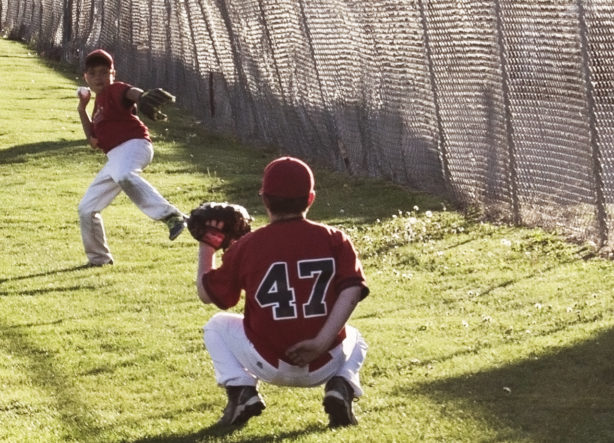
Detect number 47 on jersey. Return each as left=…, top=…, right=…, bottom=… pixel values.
left=255, top=258, right=335, bottom=320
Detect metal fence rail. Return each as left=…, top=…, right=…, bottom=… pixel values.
left=2, top=0, right=613, bottom=248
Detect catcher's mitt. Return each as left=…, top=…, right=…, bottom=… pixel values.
left=138, top=88, right=176, bottom=121
left=187, top=202, right=253, bottom=250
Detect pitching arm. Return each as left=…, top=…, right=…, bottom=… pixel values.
left=76, top=93, right=98, bottom=149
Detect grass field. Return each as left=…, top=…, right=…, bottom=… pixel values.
left=2, top=36, right=614, bottom=442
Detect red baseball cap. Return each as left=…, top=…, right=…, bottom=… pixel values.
left=260, top=156, right=315, bottom=199
left=85, top=49, right=114, bottom=69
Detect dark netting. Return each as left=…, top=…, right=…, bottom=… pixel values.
left=585, top=2, right=614, bottom=245
left=1, top=0, right=613, bottom=248
left=423, top=0, right=514, bottom=217
left=499, top=1, right=598, bottom=242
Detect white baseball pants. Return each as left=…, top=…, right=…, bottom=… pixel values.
left=78, top=138, right=180, bottom=265
left=203, top=312, right=368, bottom=396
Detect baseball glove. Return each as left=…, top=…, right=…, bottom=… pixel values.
left=138, top=88, right=176, bottom=121
left=187, top=202, right=253, bottom=250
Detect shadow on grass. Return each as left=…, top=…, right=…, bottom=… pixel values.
left=0, top=284, right=98, bottom=297
left=0, top=264, right=94, bottom=285
left=0, top=139, right=84, bottom=164
left=412, top=328, right=614, bottom=442
left=130, top=422, right=325, bottom=443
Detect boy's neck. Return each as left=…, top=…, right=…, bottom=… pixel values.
left=269, top=212, right=306, bottom=223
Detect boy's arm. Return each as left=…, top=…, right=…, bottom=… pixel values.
left=195, top=219, right=226, bottom=305
left=77, top=95, right=98, bottom=148
left=196, top=241, right=217, bottom=305
left=285, top=285, right=362, bottom=367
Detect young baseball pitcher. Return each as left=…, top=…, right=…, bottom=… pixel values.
left=77, top=49, right=186, bottom=266
left=195, top=156, right=369, bottom=428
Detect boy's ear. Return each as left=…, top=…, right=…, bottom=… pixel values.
left=308, top=191, right=315, bottom=206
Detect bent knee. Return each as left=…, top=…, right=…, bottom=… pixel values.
left=203, top=312, right=242, bottom=335
left=203, top=312, right=229, bottom=332
left=115, top=171, right=138, bottom=188
left=78, top=200, right=93, bottom=218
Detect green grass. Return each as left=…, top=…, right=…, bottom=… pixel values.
left=1, top=36, right=614, bottom=442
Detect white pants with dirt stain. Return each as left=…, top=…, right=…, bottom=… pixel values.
left=203, top=312, right=368, bottom=397
left=78, top=138, right=179, bottom=265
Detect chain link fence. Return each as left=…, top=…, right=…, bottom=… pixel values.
left=2, top=0, right=614, bottom=249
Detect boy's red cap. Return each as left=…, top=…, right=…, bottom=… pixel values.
left=85, top=49, right=114, bottom=69
left=261, top=156, right=315, bottom=198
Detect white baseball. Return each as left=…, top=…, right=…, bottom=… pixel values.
left=76, top=86, right=91, bottom=99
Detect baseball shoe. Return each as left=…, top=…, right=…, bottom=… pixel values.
left=323, top=376, right=358, bottom=427
left=216, top=385, right=265, bottom=427
left=164, top=213, right=187, bottom=241
left=85, top=259, right=113, bottom=267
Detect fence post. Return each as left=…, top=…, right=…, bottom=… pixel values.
left=195, top=0, right=233, bottom=121
left=62, top=0, right=73, bottom=49
left=577, top=0, right=608, bottom=248
left=216, top=0, right=260, bottom=136
left=417, top=0, right=453, bottom=200
left=296, top=0, right=339, bottom=162
left=493, top=0, right=520, bottom=225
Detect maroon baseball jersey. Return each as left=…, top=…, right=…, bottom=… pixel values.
left=203, top=217, right=369, bottom=369
left=91, top=81, right=150, bottom=153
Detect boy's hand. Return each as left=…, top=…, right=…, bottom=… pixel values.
left=286, top=338, right=327, bottom=367
left=77, top=91, right=91, bottom=115
left=88, top=136, right=99, bottom=150
left=76, top=86, right=91, bottom=108
left=77, top=86, right=91, bottom=99
left=187, top=202, right=252, bottom=250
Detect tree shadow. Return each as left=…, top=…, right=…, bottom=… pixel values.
left=412, top=328, right=614, bottom=442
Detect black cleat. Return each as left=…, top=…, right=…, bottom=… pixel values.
left=323, top=376, right=358, bottom=427
left=164, top=214, right=187, bottom=241
left=216, top=385, right=265, bottom=426
left=84, top=259, right=113, bottom=267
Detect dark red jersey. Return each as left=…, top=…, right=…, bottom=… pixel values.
left=91, top=82, right=150, bottom=153
left=203, top=217, right=369, bottom=368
